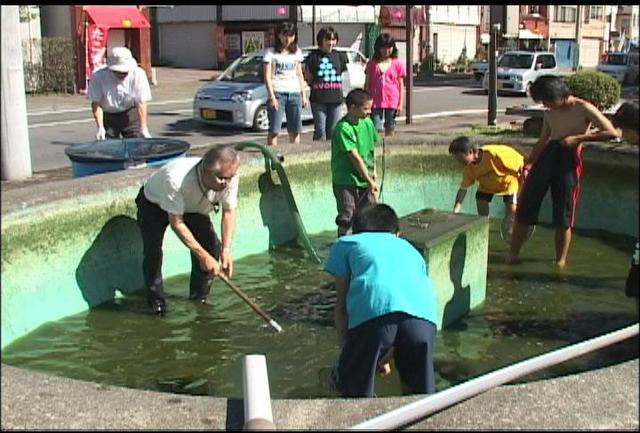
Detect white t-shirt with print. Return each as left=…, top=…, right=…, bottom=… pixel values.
left=143, top=157, right=239, bottom=215
left=263, top=47, right=304, bottom=94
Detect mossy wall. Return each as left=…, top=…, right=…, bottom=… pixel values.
left=2, top=148, right=637, bottom=348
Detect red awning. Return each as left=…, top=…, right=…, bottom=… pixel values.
left=84, top=6, right=150, bottom=29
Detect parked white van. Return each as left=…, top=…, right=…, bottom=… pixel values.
left=596, top=51, right=639, bottom=84
left=482, top=51, right=560, bottom=96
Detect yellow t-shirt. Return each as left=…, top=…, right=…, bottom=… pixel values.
left=460, top=144, right=524, bottom=195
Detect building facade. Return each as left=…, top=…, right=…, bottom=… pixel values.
left=427, top=5, right=481, bottom=65
left=154, top=6, right=217, bottom=69
left=548, top=5, right=610, bottom=68
left=612, top=5, right=639, bottom=51
left=152, top=5, right=378, bottom=69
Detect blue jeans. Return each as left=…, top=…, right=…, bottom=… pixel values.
left=311, top=102, right=343, bottom=141
left=371, top=108, right=398, bottom=131
left=267, top=91, right=302, bottom=135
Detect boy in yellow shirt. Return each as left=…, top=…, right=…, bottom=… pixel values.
left=449, top=136, right=524, bottom=235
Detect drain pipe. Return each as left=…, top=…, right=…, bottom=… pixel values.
left=242, top=354, right=276, bottom=430
left=350, top=323, right=639, bottom=430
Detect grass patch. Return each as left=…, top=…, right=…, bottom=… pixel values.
left=444, top=123, right=526, bottom=138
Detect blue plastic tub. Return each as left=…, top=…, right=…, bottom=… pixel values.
left=64, top=138, right=191, bottom=178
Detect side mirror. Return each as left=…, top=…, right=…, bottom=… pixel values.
left=535, top=63, right=542, bottom=70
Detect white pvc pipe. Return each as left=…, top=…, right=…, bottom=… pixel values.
left=242, top=354, right=276, bottom=430
left=351, top=323, right=639, bottom=430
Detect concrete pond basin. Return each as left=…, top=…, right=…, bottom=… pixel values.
left=1, top=140, right=638, bottom=429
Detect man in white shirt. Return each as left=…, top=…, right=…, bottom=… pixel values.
left=135, top=144, right=240, bottom=315
left=88, top=46, right=152, bottom=140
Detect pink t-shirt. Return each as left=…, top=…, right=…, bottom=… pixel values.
left=365, top=58, right=406, bottom=109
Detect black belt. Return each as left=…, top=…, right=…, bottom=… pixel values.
left=105, top=106, right=135, bottom=115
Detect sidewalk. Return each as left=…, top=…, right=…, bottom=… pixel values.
left=26, top=66, right=223, bottom=113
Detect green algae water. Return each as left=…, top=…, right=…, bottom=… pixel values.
left=2, top=153, right=638, bottom=398
left=2, top=223, right=637, bottom=399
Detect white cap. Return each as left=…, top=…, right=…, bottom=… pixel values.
left=107, top=46, right=137, bottom=73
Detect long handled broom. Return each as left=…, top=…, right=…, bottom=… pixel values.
left=218, top=274, right=283, bottom=333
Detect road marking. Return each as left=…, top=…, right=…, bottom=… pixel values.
left=28, top=86, right=470, bottom=116
left=29, top=108, right=507, bottom=129
left=29, top=108, right=195, bottom=128
left=412, top=87, right=458, bottom=93
left=27, top=99, right=192, bottom=116
left=396, top=108, right=506, bottom=122
left=29, top=118, right=94, bottom=128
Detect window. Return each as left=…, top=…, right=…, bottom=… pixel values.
left=554, top=6, right=576, bottom=23
left=498, top=53, right=534, bottom=69
left=219, top=55, right=264, bottom=83
left=528, top=5, right=540, bottom=15
left=583, top=6, right=590, bottom=23
left=350, top=51, right=367, bottom=65
left=539, top=55, right=556, bottom=69
left=590, top=6, right=603, bottom=20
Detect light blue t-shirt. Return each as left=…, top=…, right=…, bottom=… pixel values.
left=324, top=232, right=438, bottom=330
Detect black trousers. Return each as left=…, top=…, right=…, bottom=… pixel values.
left=105, top=106, right=142, bottom=138
left=334, top=312, right=437, bottom=397
left=516, top=140, right=583, bottom=228
left=135, top=187, right=221, bottom=305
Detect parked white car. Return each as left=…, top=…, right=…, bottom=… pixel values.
left=482, top=51, right=560, bottom=96
left=596, top=51, right=640, bottom=84
left=193, top=47, right=367, bottom=132
left=470, top=60, right=488, bottom=81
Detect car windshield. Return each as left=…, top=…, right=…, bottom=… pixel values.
left=604, top=54, right=627, bottom=65
left=498, top=54, right=534, bottom=69
left=219, top=56, right=264, bottom=83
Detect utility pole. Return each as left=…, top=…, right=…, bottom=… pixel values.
left=1, top=5, right=32, bottom=180
left=607, top=10, right=612, bottom=52
left=406, top=5, right=413, bottom=125
left=289, top=4, right=298, bottom=25
left=312, top=6, right=316, bottom=44
left=488, top=6, right=499, bottom=126
left=574, top=5, right=582, bottom=70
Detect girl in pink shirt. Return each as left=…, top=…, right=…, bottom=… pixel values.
left=364, top=34, right=406, bottom=137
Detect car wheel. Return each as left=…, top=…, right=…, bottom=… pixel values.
left=252, top=105, right=269, bottom=132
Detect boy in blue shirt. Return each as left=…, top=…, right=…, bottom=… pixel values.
left=324, top=203, right=439, bottom=397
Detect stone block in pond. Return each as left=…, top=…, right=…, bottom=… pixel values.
left=399, top=208, right=489, bottom=330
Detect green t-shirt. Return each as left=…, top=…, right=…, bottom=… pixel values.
left=331, top=116, right=379, bottom=187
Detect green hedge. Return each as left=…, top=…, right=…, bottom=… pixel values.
left=565, top=71, right=620, bottom=111
left=23, top=37, right=76, bottom=94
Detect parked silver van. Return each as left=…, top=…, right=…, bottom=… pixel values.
left=482, top=51, right=559, bottom=96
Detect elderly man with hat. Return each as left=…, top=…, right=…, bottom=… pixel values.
left=88, top=46, right=152, bottom=140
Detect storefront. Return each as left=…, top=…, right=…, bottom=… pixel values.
left=378, top=6, right=427, bottom=64
left=217, top=5, right=292, bottom=66
left=71, top=5, right=151, bottom=93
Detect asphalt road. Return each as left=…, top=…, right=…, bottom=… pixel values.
left=27, top=78, right=531, bottom=172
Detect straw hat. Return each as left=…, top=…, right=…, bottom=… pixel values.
left=107, top=47, right=137, bottom=73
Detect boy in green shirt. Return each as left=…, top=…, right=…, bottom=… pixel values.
left=331, top=89, right=379, bottom=236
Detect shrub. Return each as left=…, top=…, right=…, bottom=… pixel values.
left=23, top=37, right=76, bottom=94
left=564, top=71, right=621, bottom=111
left=419, top=53, right=435, bottom=76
